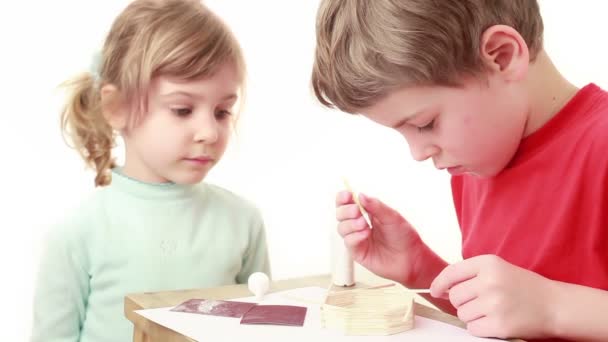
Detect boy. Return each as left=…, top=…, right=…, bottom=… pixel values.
left=311, top=1, right=608, bottom=341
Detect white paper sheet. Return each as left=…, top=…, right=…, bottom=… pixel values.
left=135, top=286, right=504, bottom=341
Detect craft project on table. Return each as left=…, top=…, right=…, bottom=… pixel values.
left=136, top=284, right=506, bottom=342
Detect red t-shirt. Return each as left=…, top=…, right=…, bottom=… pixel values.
left=452, top=83, right=608, bottom=290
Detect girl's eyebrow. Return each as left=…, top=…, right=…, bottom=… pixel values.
left=160, top=91, right=237, bottom=102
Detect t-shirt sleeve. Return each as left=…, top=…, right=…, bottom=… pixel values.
left=30, top=224, right=90, bottom=342
left=236, top=210, right=271, bottom=283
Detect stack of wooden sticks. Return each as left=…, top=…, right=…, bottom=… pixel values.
left=320, top=284, right=415, bottom=335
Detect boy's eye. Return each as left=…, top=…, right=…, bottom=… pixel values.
left=215, top=109, right=232, bottom=120
left=171, top=107, right=192, bottom=116
left=417, top=119, right=435, bottom=132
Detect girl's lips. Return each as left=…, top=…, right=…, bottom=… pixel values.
left=184, top=156, right=213, bottom=164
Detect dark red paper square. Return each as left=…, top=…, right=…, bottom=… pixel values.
left=240, top=305, right=307, bottom=326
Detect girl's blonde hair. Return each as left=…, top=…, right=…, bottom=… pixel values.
left=311, top=0, right=544, bottom=113
left=61, top=0, right=245, bottom=186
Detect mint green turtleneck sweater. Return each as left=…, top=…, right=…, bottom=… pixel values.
left=31, top=170, right=271, bottom=342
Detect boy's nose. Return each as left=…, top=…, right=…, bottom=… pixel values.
left=410, top=145, right=440, bottom=162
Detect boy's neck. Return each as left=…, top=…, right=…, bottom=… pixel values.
left=522, top=50, right=580, bottom=137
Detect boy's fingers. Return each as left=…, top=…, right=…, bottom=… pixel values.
left=448, top=279, right=478, bottom=308
left=456, top=299, right=485, bottom=324
left=466, top=317, right=498, bottom=338
left=343, top=229, right=371, bottom=252
left=336, top=191, right=353, bottom=206
left=359, top=194, right=404, bottom=225
left=431, top=259, right=481, bottom=298
left=337, top=217, right=368, bottom=237
left=336, top=204, right=362, bottom=221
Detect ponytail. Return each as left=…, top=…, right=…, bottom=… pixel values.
left=60, top=73, right=116, bottom=187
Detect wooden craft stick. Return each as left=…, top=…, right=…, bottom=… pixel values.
left=365, top=283, right=432, bottom=294
left=407, top=289, right=432, bottom=294
left=363, top=283, right=396, bottom=290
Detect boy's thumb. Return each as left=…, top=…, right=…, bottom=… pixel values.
left=359, top=194, right=403, bottom=225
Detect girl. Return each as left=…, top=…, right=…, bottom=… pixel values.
left=31, top=1, right=270, bottom=341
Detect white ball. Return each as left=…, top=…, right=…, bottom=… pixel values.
left=247, top=272, right=270, bottom=299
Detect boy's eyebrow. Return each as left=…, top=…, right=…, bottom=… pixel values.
left=391, top=110, right=423, bottom=129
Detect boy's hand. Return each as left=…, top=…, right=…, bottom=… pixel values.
left=430, top=255, right=558, bottom=340
left=335, top=191, right=425, bottom=285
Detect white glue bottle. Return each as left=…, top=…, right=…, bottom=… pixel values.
left=331, top=228, right=355, bottom=287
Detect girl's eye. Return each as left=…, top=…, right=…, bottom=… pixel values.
left=215, top=109, right=232, bottom=120
left=171, top=107, right=192, bottom=117
left=417, top=119, right=435, bottom=132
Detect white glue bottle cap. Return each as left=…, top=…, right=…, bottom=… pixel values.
left=247, top=272, right=270, bottom=301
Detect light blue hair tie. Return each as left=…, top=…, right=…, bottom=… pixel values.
left=89, top=51, right=102, bottom=85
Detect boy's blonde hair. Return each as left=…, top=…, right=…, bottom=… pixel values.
left=311, top=0, right=544, bottom=113
left=61, top=0, right=245, bottom=186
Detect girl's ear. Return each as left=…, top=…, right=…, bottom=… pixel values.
left=100, top=84, right=128, bottom=130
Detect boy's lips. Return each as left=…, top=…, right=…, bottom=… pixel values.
left=437, top=165, right=466, bottom=175
left=446, top=166, right=465, bottom=175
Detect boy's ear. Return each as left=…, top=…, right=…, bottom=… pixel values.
left=480, top=25, right=529, bottom=81
left=100, top=84, right=128, bottom=130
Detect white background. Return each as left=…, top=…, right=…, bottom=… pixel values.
left=0, top=0, right=606, bottom=340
